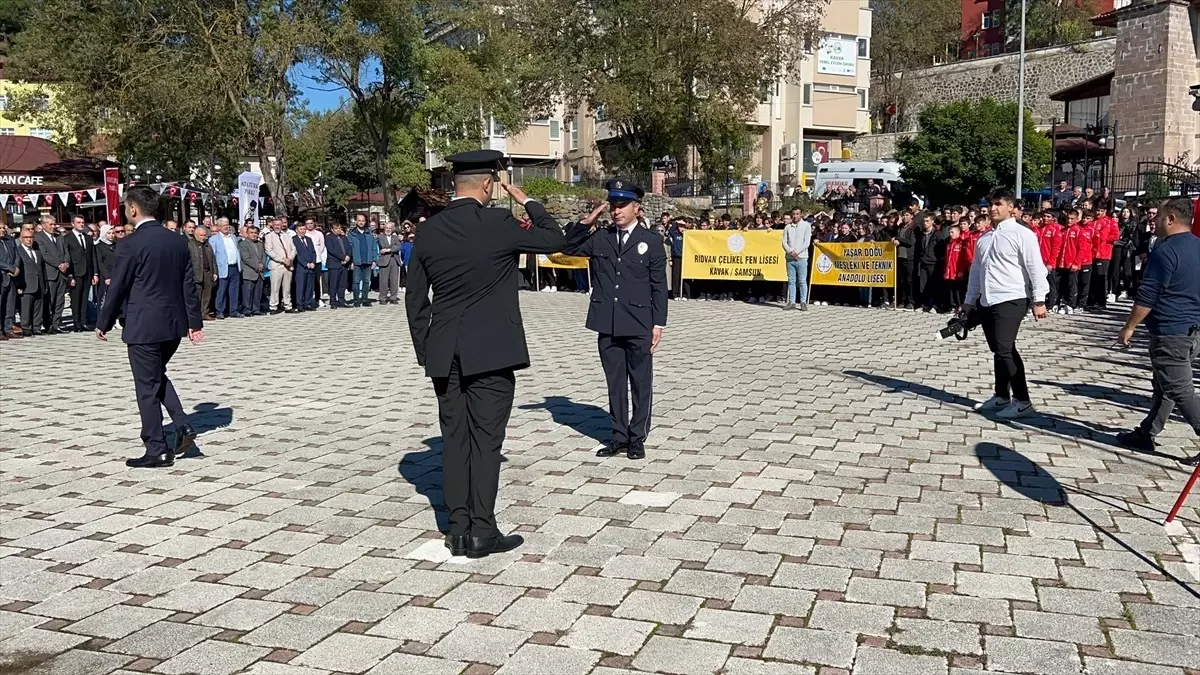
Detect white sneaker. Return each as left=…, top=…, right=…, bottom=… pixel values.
left=550, top=286, right=557, bottom=293
left=1107, top=293, right=1116, bottom=303
left=1053, top=306, right=1063, bottom=314
left=1064, top=306, right=1074, bottom=315
left=540, top=287, right=553, bottom=293
left=973, top=396, right=1011, bottom=412
left=1119, top=292, right=1130, bottom=301
left=997, top=400, right=1035, bottom=419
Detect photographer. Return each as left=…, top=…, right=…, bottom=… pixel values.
left=965, top=189, right=1049, bottom=419
left=1115, top=198, right=1200, bottom=466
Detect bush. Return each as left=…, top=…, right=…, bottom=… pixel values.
left=521, top=177, right=579, bottom=199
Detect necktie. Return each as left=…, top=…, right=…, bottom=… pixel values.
left=619, top=230, right=627, bottom=249
left=77, top=233, right=84, bottom=248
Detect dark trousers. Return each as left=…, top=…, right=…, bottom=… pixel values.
left=980, top=299, right=1030, bottom=403
left=216, top=267, right=240, bottom=316
left=917, top=264, right=937, bottom=309
left=19, top=289, right=42, bottom=333
left=127, top=339, right=188, bottom=457
left=1142, top=332, right=1200, bottom=437
left=1059, top=269, right=1080, bottom=308
left=314, top=270, right=324, bottom=305
left=241, top=277, right=264, bottom=315
left=197, top=280, right=215, bottom=317
left=897, top=259, right=914, bottom=306
left=352, top=265, right=372, bottom=303
left=432, top=358, right=514, bottom=538
left=1045, top=270, right=1058, bottom=309
left=69, top=275, right=90, bottom=330
left=947, top=279, right=966, bottom=310
left=95, top=277, right=109, bottom=314
left=328, top=266, right=349, bottom=306
left=295, top=268, right=315, bottom=309
left=671, top=256, right=691, bottom=299
left=1077, top=265, right=1092, bottom=309
left=598, top=333, right=654, bottom=449
left=43, top=276, right=65, bottom=330
left=0, top=275, right=16, bottom=332
left=1090, top=260, right=1110, bottom=307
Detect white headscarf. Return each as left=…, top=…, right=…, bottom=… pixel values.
left=98, top=223, right=114, bottom=245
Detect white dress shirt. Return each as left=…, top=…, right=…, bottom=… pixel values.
left=965, top=218, right=1049, bottom=308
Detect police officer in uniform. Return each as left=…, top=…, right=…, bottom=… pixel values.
left=563, top=178, right=667, bottom=459
left=405, top=149, right=568, bottom=558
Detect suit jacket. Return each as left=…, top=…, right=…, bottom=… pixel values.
left=263, top=229, right=295, bottom=270
left=96, top=241, right=116, bottom=279
left=293, top=232, right=316, bottom=269
left=34, top=231, right=65, bottom=281
left=64, top=230, right=97, bottom=278
left=376, top=232, right=401, bottom=268
left=0, top=236, right=18, bottom=276
left=405, top=198, right=567, bottom=378
left=562, top=223, right=668, bottom=337
left=209, top=233, right=242, bottom=277
left=188, top=237, right=216, bottom=283
left=238, top=238, right=266, bottom=280
left=326, top=234, right=350, bottom=268
left=98, top=220, right=203, bottom=344
left=15, top=243, right=44, bottom=294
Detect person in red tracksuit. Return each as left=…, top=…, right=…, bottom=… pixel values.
left=965, top=215, right=991, bottom=267
left=1089, top=205, right=1120, bottom=309
left=1036, top=211, right=1063, bottom=311
left=1076, top=210, right=1098, bottom=311
left=1058, top=209, right=1085, bottom=313
left=943, top=224, right=968, bottom=311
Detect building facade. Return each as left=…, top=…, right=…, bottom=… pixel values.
left=0, top=80, right=58, bottom=141
left=958, top=0, right=1117, bottom=59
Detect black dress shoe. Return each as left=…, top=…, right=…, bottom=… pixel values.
left=466, top=533, right=524, bottom=559
left=1116, top=428, right=1155, bottom=453
left=175, top=424, right=198, bottom=454
left=1182, top=453, right=1200, bottom=467
left=627, top=445, right=646, bottom=460
left=596, top=444, right=627, bottom=458
left=445, top=534, right=469, bottom=557
left=125, top=452, right=174, bottom=468
left=284, top=308, right=298, bottom=314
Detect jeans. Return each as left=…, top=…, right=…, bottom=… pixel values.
left=1141, top=332, right=1200, bottom=437
left=353, top=265, right=372, bottom=303
left=786, top=258, right=808, bottom=304
left=980, top=299, right=1030, bottom=402
left=216, top=266, right=240, bottom=316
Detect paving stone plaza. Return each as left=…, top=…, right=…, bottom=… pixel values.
left=1, top=294, right=1198, bottom=675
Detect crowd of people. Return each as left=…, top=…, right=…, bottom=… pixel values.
left=0, top=211, right=421, bottom=339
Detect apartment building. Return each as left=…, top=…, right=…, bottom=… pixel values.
left=0, top=80, right=57, bottom=141
left=959, top=0, right=1117, bottom=59
left=752, top=0, right=873, bottom=193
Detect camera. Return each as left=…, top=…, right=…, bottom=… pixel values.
left=938, top=308, right=980, bottom=341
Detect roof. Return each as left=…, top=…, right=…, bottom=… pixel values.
left=1049, top=71, right=1114, bottom=101
left=0, top=136, right=64, bottom=173
left=0, top=136, right=117, bottom=191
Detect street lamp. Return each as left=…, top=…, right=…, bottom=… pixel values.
left=726, top=163, right=735, bottom=215
left=1015, top=0, right=1028, bottom=197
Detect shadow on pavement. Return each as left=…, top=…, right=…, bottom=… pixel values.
left=164, top=402, right=234, bottom=459
left=519, top=395, right=610, bottom=446
left=398, top=437, right=449, bottom=534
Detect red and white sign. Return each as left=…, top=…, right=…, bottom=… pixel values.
left=104, top=167, right=121, bottom=224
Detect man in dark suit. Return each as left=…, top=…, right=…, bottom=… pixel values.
left=563, top=178, right=668, bottom=460
left=293, top=227, right=317, bottom=310
left=406, top=149, right=567, bottom=558
left=97, top=185, right=205, bottom=468
left=238, top=225, right=266, bottom=316
left=14, top=227, right=44, bottom=337
left=64, top=214, right=99, bottom=332
left=0, top=224, right=19, bottom=339
left=325, top=223, right=351, bottom=309
left=34, top=215, right=68, bottom=333
left=188, top=226, right=218, bottom=319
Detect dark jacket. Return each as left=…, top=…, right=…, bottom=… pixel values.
left=562, top=223, right=668, bottom=337
left=326, top=234, right=351, bottom=268
left=188, top=237, right=216, bottom=284
left=896, top=226, right=915, bottom=260
left=64, top=230, right=97, bottom=278
left=914, top=227, right=940, bottom=267
left=96, top=241, right=116, bottom=278
left=238, top=238, right=266, bottom=280
left=34, top=230, right=66, bottom=281
left=14, top=242, right=44, bottom=294
left=405, top=198, right=567, bottom=378
left=348, top=227, right=379, bottom=265
left=99, top=220, right=203, bottom=344
left=294, top=232, right=317, bottom=269
left=0, top=236, right=17, bottom=276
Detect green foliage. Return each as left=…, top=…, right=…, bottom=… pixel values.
left=871, top=0, right=961, bottom=132
left=1004, top=0, right=1100, bottom=50
left=518, top=177, right=606, bottom=202
left=780, top=193, right=825, bottom=215
left=1143, top=173, right=1170, bottom=203
left=0, top=0, right=33, bottom=38
left=895, top=99, right=1051, bottom=206
left=284, top=110, right=378, bottom=206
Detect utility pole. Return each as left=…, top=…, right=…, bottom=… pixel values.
left=1015, top=0, right=1028, bottom=197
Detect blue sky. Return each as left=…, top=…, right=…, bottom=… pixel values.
left=291, top=63, right=349, bottom=113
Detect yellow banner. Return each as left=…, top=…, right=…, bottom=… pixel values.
left=681, top=230, right=786, bottom=281
left=537, top=253, right=589, bottom=269
left=810, top=242, right=897, bottom=287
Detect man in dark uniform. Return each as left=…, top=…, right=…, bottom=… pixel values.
left=563, top=178, right=668, bottom=460
left=405, top=149, right=568, bottom=558
left=97, top=185, right=205, bottom=468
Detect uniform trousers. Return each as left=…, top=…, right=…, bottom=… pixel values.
left=127, top=339, right=189, bottom=457
left=598, top=333, right=653, bottom=449
left=671, top=256, right=692, bottom=299
left=1141, top=332, right=1200, bottom=438
left=432, top=357, right=514, bottom=538
left=1045, top=270, right=1058, bottom=309
left=1077, top=265, right=1092, bottom=309
left=269, top=266, right=293, bottom=310
left=1090, top=260, right=1110, bottom=307
left=1059, top=269, right=1081, bottom=308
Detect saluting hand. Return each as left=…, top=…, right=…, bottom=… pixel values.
left=499, top=179, right=530, bottom=205
left=581, top=203, right=608, bottom=227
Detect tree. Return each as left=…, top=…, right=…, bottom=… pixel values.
left=515, top=0, right=825, bottom=178
left=1004, top=0, right=1100, bottom=51
left=895, top=99, right=1051, bottom=206
left=284, top=109, right=377, bottom=206
left=870, top=0, right=960, bottom=133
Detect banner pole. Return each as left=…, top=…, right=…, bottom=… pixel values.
left=807, top=243, right=816, bottom=303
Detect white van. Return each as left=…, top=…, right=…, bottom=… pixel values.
left=812, top=160, right=921, bottom=207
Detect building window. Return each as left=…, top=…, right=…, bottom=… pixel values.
left=992, top=9, right=1003, bottom=29
left=981, top=12, right=992, bottom=29
left=0, top=96, right=8, bottom=111
left=595, top=104, right=607, bottom=122
left=549, top=120, right=560, bottom=140
left=570, top=165, right=580, bottom=183
left=857, top=37, right=869, bottom=59
left=803, top=84, right=812, bottom=105
left=990, top=43, right=1002, bottom=55
left=31, top=95, right=49, bottom=111
left=29, top=129, right=53, bottom=140
left=570, top=121, right=579, bottom=150
left=857, top=88, right=868, bottom=110
left=0, top=128, right=14, bottom=136
left=489, top=117, right=506, bottom=138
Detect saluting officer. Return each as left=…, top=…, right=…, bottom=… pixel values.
left=405, top=149, right=568, bottom=558
left=564, top=178, right=668, bottom=459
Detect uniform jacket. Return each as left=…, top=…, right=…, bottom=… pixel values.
left=1036, top=222, right=1063, bottom=270
left=348, top=227, right=379, bottom=265
left=1076, top=222, right=1097, bottom=265
left=1092, top=216, right=1119, bottom=261
left=562, top=221, right=668, bottom=337
left=376, top=232, right=402, bottom=267
left=965, top=227, right=990, bottom=266
left=209, top=233, right=242, bottom=276
left=943, top=237, right=968, bottom=281
left=263, top=228, right=296, bottom=270
left=64, top=229, right=97, bottom=278
left=34, top=230, right=66, bottom=281
left=238, top=238, right=266, bottom=280
left=405, top=198, right=567, bottom=378
left=14, top=242, right=44, bottom=294
left=98, top=220, right=203, bottom=344
left=1060, top=223, right=1087, bottom=269
left=326, top=234, right=351, bottom=269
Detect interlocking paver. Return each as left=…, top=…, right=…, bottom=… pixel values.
left=2, top=295, right=1197, bottom=675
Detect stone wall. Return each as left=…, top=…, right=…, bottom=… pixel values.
left=882, top=38, right=1116, bottom=131
left=844, top=132, right=914, bottom=161
left=513, top=192, right=682, bottom=225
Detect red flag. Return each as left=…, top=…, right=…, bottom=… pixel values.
left=232, top=196, right=238, bottom=205
left=168, top=185, right=179, bottom=198
left=104, top=167, right=121, bottom=224
left=189, top=192, right=197, bottom=203
left=13, top=193, right=23, bottom=206
left=43, top=193, right=54, bottom=206
left=73, top=190, right=84, bottom=203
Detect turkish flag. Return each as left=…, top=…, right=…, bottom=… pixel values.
left=1193, top=197, right=1200, bottom=237
left=104, top=167, right=121, bottom=224
left=189, top=192, right=197, bottom=203
left=168, top=185, right=179, bottom=197
left=74, top=191, right=84, bottom=203
left=43, top=194, right=54, bottom=206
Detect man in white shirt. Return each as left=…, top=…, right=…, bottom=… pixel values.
left=965, top=189, right=1049, bottom=419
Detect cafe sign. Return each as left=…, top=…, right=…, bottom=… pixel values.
left=0, top=175, right=44, bottom=186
